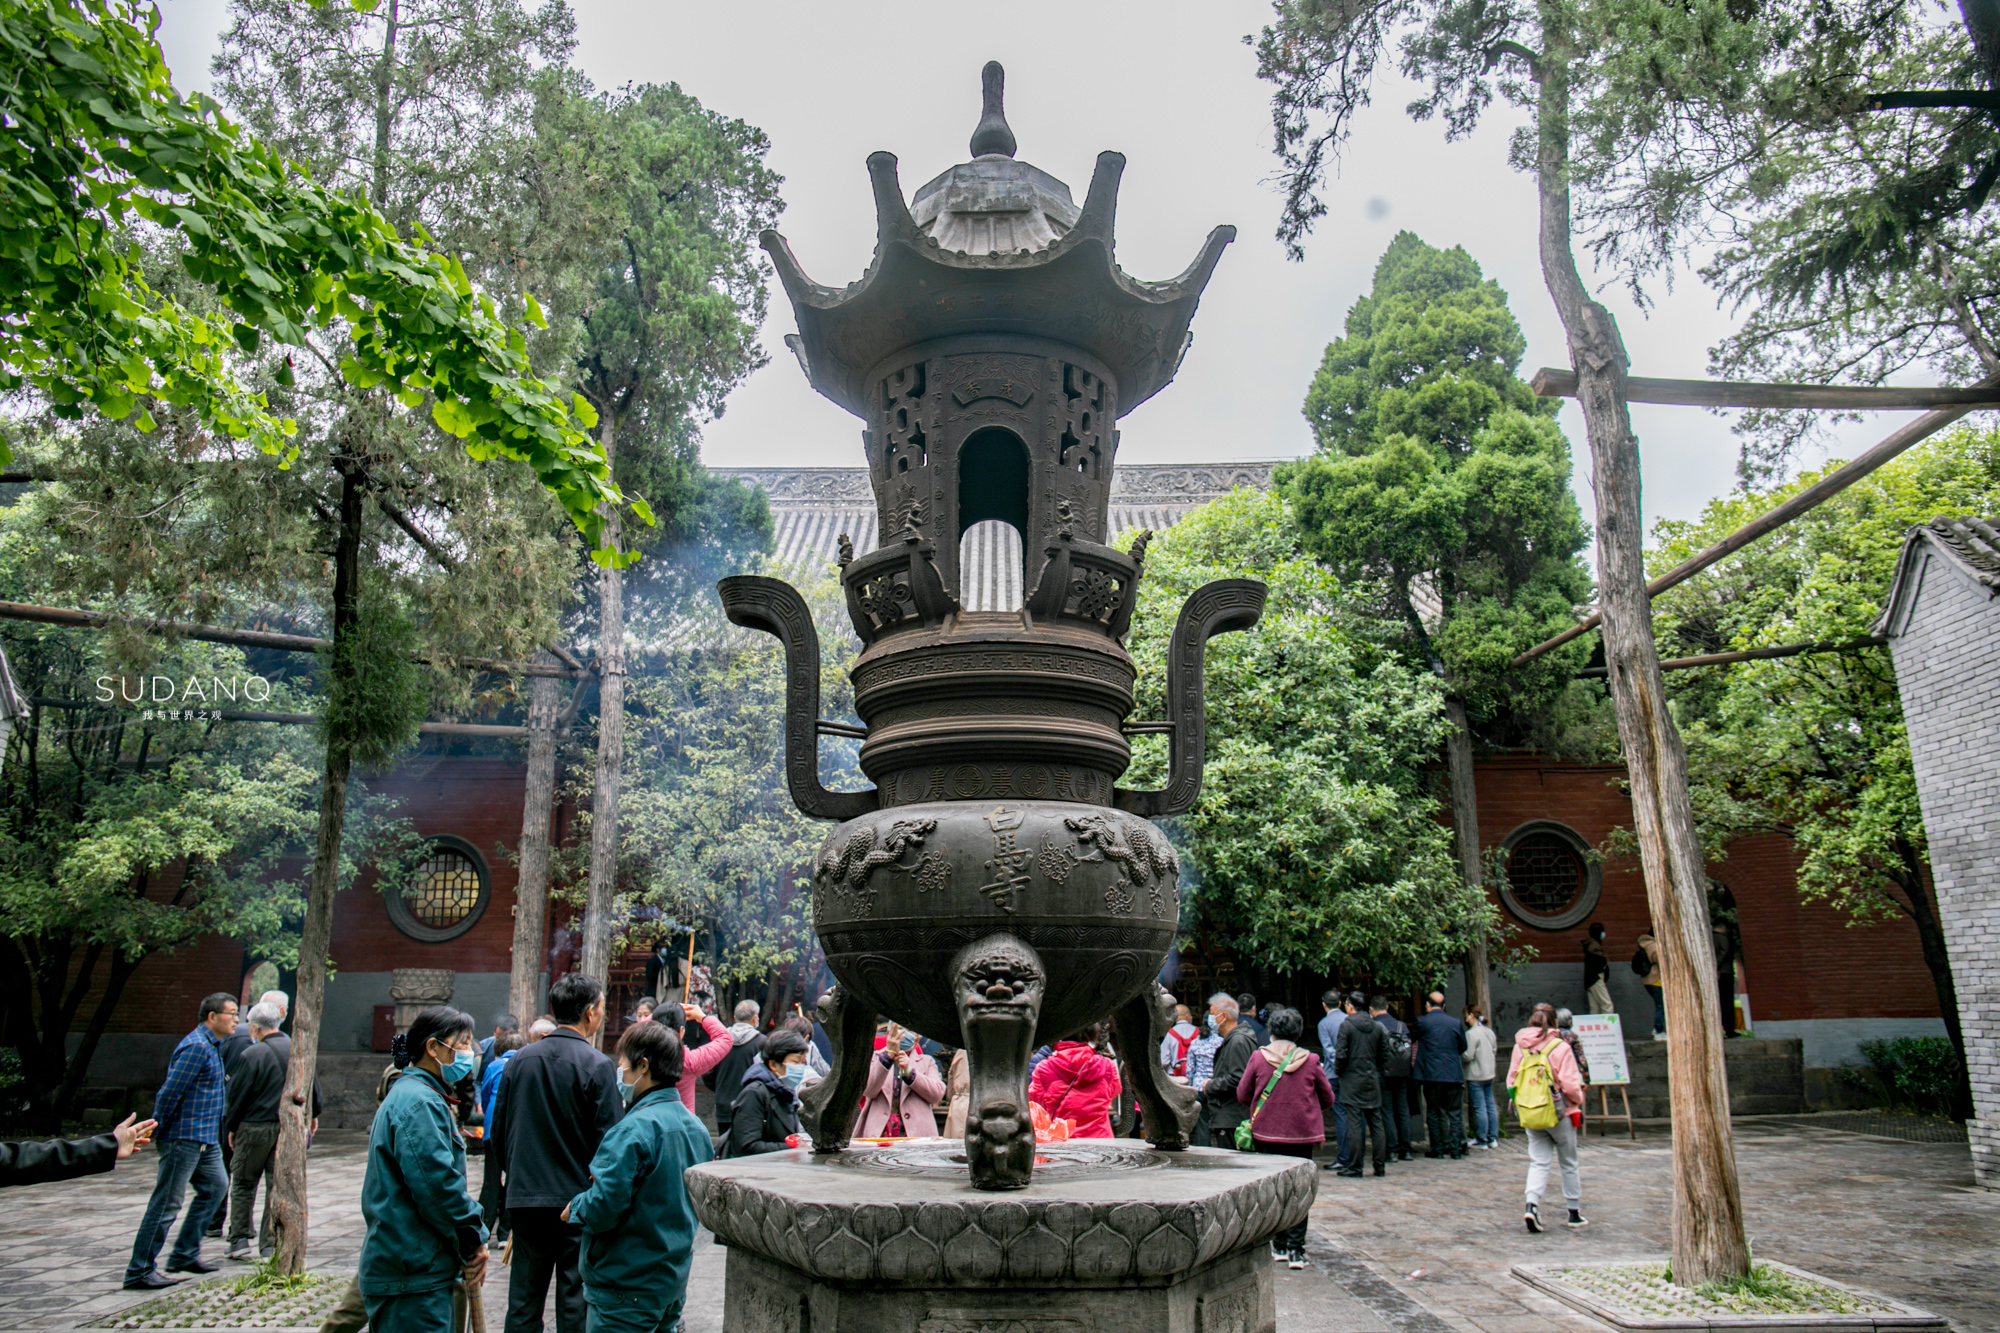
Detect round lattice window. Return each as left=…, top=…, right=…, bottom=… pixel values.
left=1496, top=821, right=1601, bottom=930
left=384, top=837, right=490, bottom=943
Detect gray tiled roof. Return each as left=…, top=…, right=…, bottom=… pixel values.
left=716, top=463, right=1280, bottom=611
left=1873, top=516, right=2000, bottom=638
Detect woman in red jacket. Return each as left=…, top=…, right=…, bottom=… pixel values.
left=1235, top=1007, right=1333, bottom=1269
left=1029, top=1023, right=1121, bottom=1139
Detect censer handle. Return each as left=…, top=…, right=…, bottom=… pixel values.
left=1113, top=578, right=1266, bottom=819
left=718, top=575, right=879, bottom=822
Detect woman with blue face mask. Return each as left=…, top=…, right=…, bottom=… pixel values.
left=561, top=1022, right=713, bottom=1332
left=724, top=1028, right=811, bottom=1157
left=358, top=1006, right=488, bottom=1333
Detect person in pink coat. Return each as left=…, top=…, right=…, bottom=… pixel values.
left=1233, top=1007, right=1333, bottom=1269
left=856, top=1025, right=945, bottom=1138
left=1029, top=1026, right=1121, bottom=1139
left=1505, top=1004, right=1587, bottom=1233
left=662, top=1003, right=732, bottom=1120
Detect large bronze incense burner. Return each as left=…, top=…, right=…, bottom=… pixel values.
left=721, top=63, right=1264, bottom=1190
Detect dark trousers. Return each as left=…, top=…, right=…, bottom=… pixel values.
left=1254, top=1139, right=1315, bottom=1250
left=1336, top=1102, right=1385, bottom=1171
left=479, top=1153, right=510, bottom=1245
left=1646, top=984, right=1666, bottom=1035
left=1331, top=1094, right=1349, bottom=1162
left=507, top=1207, right=586, bottom=1333
left=225, top=1121, right=280, bottom=1249
left=1381, top=1078, right=1411, bottom=1156
left=125, top=1140, right=226, bottom=1281
left=1421, top=1081, right=1465, bottom=1156
left=206, top=1136, right=233, bottom=1235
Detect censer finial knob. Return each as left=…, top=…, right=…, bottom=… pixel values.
left=970, top=60, right=1017, bottom=159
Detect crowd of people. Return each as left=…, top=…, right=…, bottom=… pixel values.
left=0, top=953, right=1634, bottom=1327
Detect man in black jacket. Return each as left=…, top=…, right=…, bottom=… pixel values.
left=1197, top=994, right=1260, bottom=1146
left=1413, top=992, right=1469, bottom=1159
left=490, top=973, right=621, bottom=1333
left=220, top=1002, right=321, bottom=1260
left=704, top=1000, right=765, bottom=1142
left=726, top=1029, right=809, bottom=1156
left=1332, top=999, right=1389, bottom=1177
left=2, top=1114, right=154, bottom=1187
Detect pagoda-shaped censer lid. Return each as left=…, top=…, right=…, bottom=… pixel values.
left=764, top=61, right=1235, bottom=421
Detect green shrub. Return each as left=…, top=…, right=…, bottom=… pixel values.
left=1857, top=1037, right=1963, bottom=1118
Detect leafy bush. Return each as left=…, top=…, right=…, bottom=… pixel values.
left=1857, top=1037, right=1964, bottom=1118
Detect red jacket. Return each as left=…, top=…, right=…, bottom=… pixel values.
left=1030, top=1041, right=1120, bottom=1139
left=1234, top=1042, right=1334, bottom=1145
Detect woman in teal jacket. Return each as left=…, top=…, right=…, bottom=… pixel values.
left=562, top=1020, right=713, bottom=1332
left=360, top=1006, right=489, bottom=1332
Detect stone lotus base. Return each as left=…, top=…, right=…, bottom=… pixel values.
left=685, top=1140, right=1318, bottom=1333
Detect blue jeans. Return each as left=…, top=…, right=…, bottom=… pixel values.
left=1646, top=984, right=1665, bottom=1035
left=125, top=1140, right=226, bottom=1281
left=1467, top=1079, right=1498, bottom=1145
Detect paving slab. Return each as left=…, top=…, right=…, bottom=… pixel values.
left=0, top=1117, right=1991, bottom=1333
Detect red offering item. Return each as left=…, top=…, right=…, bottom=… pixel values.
left=785, top=1134, right=801, bottom=1148
left=1029, top=1104, right=1074, bottom=1144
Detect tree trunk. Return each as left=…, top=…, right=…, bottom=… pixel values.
left=1888, top=845, right=1974, bottom=1117
left=270, top=464, right=366, bottom=1276
left=509, top=652, right=563, bottom=1025
left=1444, top=699, right=1491, bottom=1020
left=1530, top=20, right=1750, bottom=1285
left=580, top=413, right=624, bottom=991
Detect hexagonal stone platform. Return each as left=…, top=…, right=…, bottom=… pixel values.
left=685, top=1139, right=1318, bottom=1333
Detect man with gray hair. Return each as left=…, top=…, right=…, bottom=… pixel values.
left=219, top=1002, right=318, bottom=1260
left=706, top=1000, right=766, bottom=1142
left=1198, top=993, right=1259, bottom=1148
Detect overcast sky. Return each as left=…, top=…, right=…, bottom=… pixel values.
left=155, top=0, right=1909, bottom=545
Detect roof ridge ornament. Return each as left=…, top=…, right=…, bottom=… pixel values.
left=969, top=60, right=1017, bottom=159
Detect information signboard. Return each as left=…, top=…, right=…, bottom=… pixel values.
left=1570, top=1013, right=1631, bottom=1086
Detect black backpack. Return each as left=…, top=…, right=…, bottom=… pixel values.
left=1383, top=1028, right=1414, bottom=1079
left=1631, top=944, right=1650, bottom=976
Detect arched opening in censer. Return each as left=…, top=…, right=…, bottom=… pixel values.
left=956, top=426, right=1030, bottom=608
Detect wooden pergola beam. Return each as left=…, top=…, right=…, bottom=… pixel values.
left=1573, top=636, right=1882, bottom=677
left=1513, top=370, right=2000, bottom=666
left=1530, top=368, right=2000, bottom=409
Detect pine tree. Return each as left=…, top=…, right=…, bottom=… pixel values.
left=1279, top=232, right=1593, bottom=1018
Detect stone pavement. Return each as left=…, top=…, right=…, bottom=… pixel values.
left=1, top=1117, right=1992, bottom=1332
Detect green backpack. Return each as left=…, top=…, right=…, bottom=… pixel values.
left=1514, top=1040, right=1560, bottom=1130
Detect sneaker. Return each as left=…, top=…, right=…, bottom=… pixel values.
left=1272, top=1240, right=1287, bottom=1259
left=1288, top=1247, right=1308, bottom=1270
left=1567, top=1210, right=1589, bottom=1229
left=225, top=1241, right=254, bottom=1262
left=1524, top=1202, right=1544, bottom=1233
left=1652, top=1032, right=1668, bottom=1042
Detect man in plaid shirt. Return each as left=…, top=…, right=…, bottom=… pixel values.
left=124, top=992, right=237, bottom=1289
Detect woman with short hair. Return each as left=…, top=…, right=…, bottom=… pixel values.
left=358, top=1006, right=487, bottom=1333
left=1235, top=1006, right=1333, bottom=1269
left=563, top=1021, right=713, bottom=1332
left=727, top=1029, right=811, bottom=1156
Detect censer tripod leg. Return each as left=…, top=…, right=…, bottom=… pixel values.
left=797, top=983, right=876, bottom=1152
left=1110, top=982, right=1197, bottom=1150
left=951, top=933, right=1044, bottom=1191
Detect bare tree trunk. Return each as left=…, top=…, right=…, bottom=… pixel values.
left=271, top=464, right=366, bottom=1276
left=1530, top=20, right=1749, bottom=1285
left=580, top=415, right=624, bottom=991
left=1444, top=700, right=1491, bottom=1019
left=509, top=653, right=563, bottom=1025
